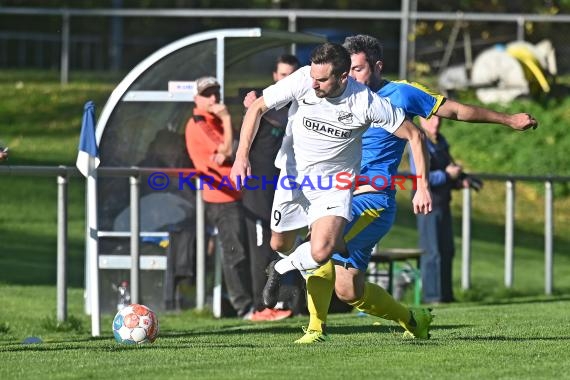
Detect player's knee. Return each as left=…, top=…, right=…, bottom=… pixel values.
left=270, top=238, right=286, bottom=252
left=270, top=234, right=292, bottom=253
left=311, top=238, right=343, bottom=264
left=310, top=245, right=333, bottom=264
left=335, top=285, right=357, bottom=303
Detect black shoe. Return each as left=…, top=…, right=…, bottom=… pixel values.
left=262, top=260, right=282, bottom=308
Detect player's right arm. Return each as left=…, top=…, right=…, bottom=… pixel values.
left=231, top=96, right=268, bottom=187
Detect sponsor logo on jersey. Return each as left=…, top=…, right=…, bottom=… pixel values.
left=302, top=117, right=352, bottom=139
left=337, top=111, right=354, bottom=125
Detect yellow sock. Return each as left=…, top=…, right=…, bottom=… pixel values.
left=306, top=260, right=335, bottom=332
left=349, top=282, right=411, bottom=325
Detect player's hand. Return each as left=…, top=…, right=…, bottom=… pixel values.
left=412, top=187, right=432, bottom=215
left=508, top=113, right=538, bottom=131
left=230, top=155, right=251, bottom=189
left=243, top=91, right=258, bottom=109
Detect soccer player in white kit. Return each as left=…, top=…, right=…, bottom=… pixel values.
left=231, top=43, right=432, bottom=299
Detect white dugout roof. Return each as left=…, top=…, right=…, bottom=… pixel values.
left=94, top=28, right=326, bottom=232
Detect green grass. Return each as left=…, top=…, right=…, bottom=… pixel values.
left=1, top=70, right=569, bottom=378
left=1, top=285, right=569, bottom=379
left=0, top=70, right=117, bottom=166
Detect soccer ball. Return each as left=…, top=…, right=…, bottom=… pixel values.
left=112, top=304, right=159, bottom=344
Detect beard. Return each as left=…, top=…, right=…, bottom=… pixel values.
left=315, top=79, right=342, bottom=98
left=314, top=89, right=326, bottom=98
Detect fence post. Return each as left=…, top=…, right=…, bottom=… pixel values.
left=60, top=11, right=70, bottom=85
left=545, top=180, right=553, bottom=295
left=195, top=179, right=206, bottom=310
left=87, top=163, right=100, bottom=336
left=288, top=11, right=297, bottom=55
left=213, top=235, right=223, bottom=318
left=461, top=187, right=472, bottom=290
left=505, top=180, right=515, bottom=288
left=399, top=0, right=410, bottom=79
left=129, top=174, right=140, bottom=304
left=516, top=16, right=525, bottom=41
left=56, top=171, right=68, bottom=321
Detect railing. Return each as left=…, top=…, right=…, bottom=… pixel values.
left=3, top=7, right=570, bottom=83
left=0, top=165, right=568, bottom=323
left=459, top=173, right=570, bottom=295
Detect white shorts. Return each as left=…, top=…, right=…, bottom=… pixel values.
left=270, top=175, right=353, bottom=232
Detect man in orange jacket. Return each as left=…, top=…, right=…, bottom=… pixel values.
left=185, top=76, right=254, bottom=319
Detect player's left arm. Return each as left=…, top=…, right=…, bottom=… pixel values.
left=435, top=98, right=538, bottom=131
left=231, top=96, right=268, bottom=186
left=393, top=119, right=432, bottom=215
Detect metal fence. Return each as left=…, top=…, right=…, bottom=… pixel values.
left=1, top=165, right=567, bottom=330
left=458, top=173, right=569, bottom=295
left=2, top=7, right=570, bottom=83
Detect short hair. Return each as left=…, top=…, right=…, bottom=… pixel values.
left=274, top=54, right=300, bottom=72
left=343, top=34, right=384, bottom=70
left=310, top=42, right=351, bottom=77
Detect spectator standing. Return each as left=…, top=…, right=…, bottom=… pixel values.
left=185, top=76, right=254, bottom=318
left=411, top=115, right=464, bottom=304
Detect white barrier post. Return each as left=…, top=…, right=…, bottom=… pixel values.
left=461, top=187, right=472, bottom=290
left=544, top=180, right=553, bottom=295
left=56, top=172, right=68, bottom=321
left=505, top=180, right=515, bottom=288
left=195, top=181, right=206, bottom=310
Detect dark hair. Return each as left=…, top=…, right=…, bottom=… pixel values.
left=310, top=42, right=351, bottom=77
left=274, top=54, right=300, bottom=71
left=343, top=34, right=383, bottom=70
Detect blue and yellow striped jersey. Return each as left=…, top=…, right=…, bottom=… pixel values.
left=360, top=80, right=445, bottom=195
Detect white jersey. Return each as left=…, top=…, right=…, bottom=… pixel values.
left=273, top=100, right=297, bottom=171
left=264, top=66, right=405, bottom=182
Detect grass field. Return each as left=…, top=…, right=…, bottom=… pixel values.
left=0, top=71, right=569, bottom=379
left=1, top=285, right=569, bottom=379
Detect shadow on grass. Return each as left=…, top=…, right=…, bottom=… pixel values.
left=455, top=336, right=570, bottom=342
left=332, top=323, right=469, bottom=335
left=153, top=319, right=470, bottom=340
left=477, top=294, right=570, bottom=306
left=0, top=340, right=260, bottom=352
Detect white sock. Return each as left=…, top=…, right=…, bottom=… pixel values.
left=275, top=242, right=320, bottom=274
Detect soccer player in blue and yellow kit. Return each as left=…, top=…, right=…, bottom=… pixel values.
left=263, top=34, right=538, bottom=343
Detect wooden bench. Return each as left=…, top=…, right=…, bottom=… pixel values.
left=368, top=248, right=424, bottom=305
